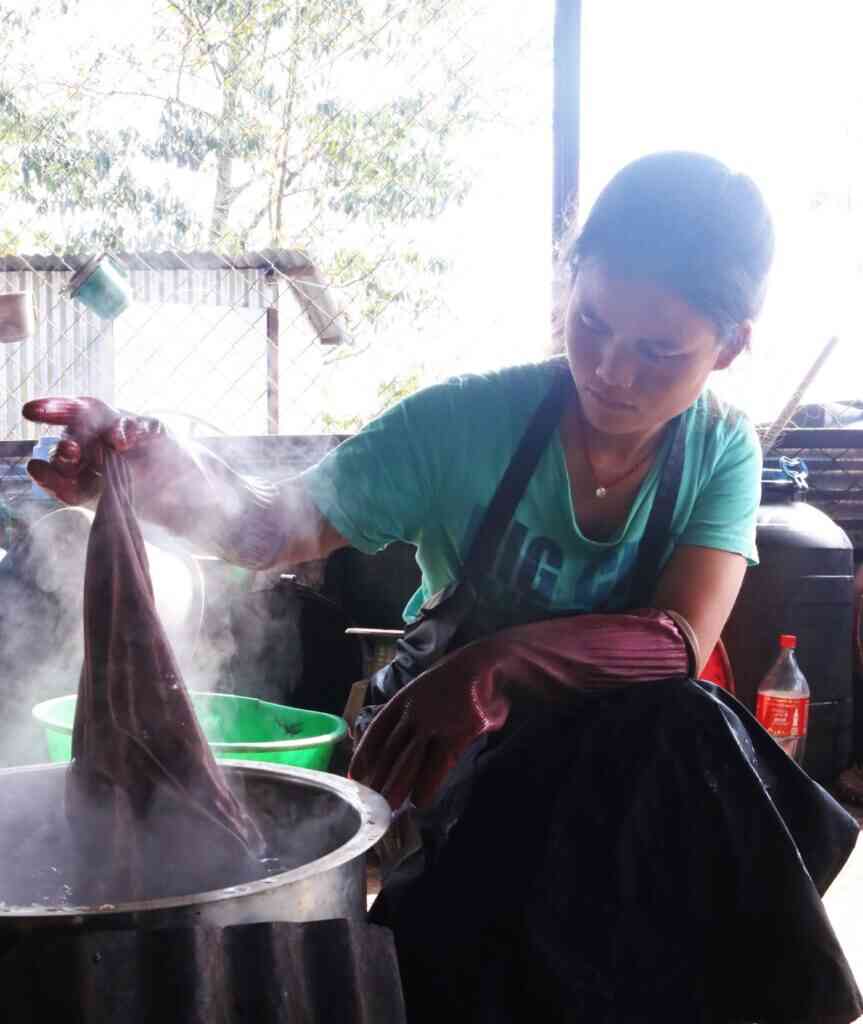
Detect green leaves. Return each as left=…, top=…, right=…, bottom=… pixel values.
left=1, top=0, right=480, bottom=337
left=146, top=102, right=221, bottom=171
left=7, top=101, right=202, bottom=251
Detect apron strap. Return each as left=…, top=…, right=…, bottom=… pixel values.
left=462, top=363, right=573, bottom=584
left=623, top=412, right=686, bottom=609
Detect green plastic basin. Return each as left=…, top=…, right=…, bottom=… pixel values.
left=32, top=692, right=348, bottom=772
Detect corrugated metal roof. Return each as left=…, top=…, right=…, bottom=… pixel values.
left=0, top=249, right=313, bottom=274
left=0, top=248, right=350, bottom=346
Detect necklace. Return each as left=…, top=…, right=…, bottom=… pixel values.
left=579, top=422, right=659, bottom=500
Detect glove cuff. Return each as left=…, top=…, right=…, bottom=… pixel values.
left=662, top=609, right=700, bottom=678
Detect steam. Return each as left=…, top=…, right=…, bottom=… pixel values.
left=0, top=433, right=339, bottom=768
left=0, top=437, right=352, bottom=909
left=0, top=509, right=88, bottom=768
left=0, top=497, right=314, bottom=767
left=0, top=764, right=357, bottom=909
left=0, top=509, right=255, bottom=769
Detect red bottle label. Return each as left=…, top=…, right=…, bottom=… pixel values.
left=756, top=693, right=809, bottom=738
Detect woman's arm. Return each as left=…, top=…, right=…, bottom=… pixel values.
left=350, top=606, right=698, bottom=807
left=349, top=548, right=749, bottom=806
left=107, top=458, right=353, bottom=570
left=266, top=478, right=351, bottom=566
left=651, top=544, right=748, bottom=675
left=21, top=396, right=352, bottom=569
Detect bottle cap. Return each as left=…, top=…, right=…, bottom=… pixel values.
left=779, top=634, right=797, bottom=649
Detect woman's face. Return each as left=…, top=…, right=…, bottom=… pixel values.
left=564, top=261, right=747, bottom=437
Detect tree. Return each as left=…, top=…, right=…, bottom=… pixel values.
left=0, top=2, right=197, bottom=252
left=141, top=1, right=474, bottom=249
left=0, top=0, right=478, bottom=334
left=320, top=368, right=423, bottom=433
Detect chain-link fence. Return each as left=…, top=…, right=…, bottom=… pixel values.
left=0, top=250, right=347, bottom=438
left=0, top=0, right=554, bottom=526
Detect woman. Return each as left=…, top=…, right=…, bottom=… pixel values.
left=24, top=152, right=862, bottom=1023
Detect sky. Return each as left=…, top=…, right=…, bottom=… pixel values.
left=6, top=0, right=863, bottom=433
left=578, top=0, right=863, bottom=424
left=324, top=0, right=863, bottom=428
left=308, top=0, right=556, bottom=425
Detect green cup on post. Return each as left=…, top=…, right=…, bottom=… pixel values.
left=67, top=254, right=132, bottom=320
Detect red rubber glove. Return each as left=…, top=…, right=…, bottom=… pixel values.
left=23, top=397, right=291, bottom=569
left=349, top=609, right=696, bottom=810
left=24, top=397, right=169, bottom=507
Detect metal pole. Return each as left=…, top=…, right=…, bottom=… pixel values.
left=552, top=0, right=582, bottom=244
left=266, top=272, right=279, bottom=435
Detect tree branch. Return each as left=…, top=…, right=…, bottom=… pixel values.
left=340, top=252, right=396, bottom=289
left=228, top=177, right=255, bottom=203
left=42, top=80, right=220, bottom=124
left=165, top=0, right=225, bottom=86
left=241, top=199, right=270, bottom=243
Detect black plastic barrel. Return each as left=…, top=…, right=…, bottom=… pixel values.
left=722, top=472, right=854, bottom=783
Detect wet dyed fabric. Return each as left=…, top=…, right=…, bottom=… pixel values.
left=371, top=679, right=862, bottom=1024
left=67, top=452, right=263, bottom=903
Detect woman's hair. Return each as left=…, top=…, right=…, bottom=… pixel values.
left=552, top=151, right=775, bottom=349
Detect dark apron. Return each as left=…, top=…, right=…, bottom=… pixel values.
left=371, top=681, right=861, bottom=1024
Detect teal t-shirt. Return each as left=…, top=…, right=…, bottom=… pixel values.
left=302, top=359, right=762, bottom=631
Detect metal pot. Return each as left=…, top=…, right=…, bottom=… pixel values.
left=0, top=761, right=389, bottom=936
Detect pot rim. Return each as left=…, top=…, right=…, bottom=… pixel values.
left=0, top=760, right=390, bottom=918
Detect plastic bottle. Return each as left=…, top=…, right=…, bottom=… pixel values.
left=755, top=634, right=810, bottom=764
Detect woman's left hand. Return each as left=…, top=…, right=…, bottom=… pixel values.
left=348, top=641, right=511, bottom=811
left=348, top=609, right=693, bottom=809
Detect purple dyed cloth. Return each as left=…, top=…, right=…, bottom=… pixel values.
left=66, top=452, right=263, bottom=903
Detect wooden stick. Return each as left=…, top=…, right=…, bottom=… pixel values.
left=760, top=335, right=841, bottom=456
